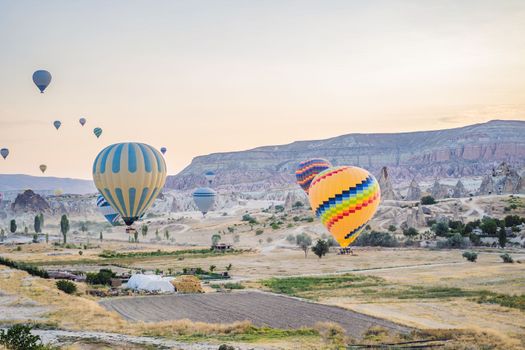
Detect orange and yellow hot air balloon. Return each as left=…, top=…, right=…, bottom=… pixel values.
left=308, top=166, right=381, bottom=247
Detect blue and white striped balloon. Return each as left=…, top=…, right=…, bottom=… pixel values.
left=92, top=142, right=167, bottom=226
left=192, top=187, right=217, bottom=215
left=96, top=195, right=120, bottom=225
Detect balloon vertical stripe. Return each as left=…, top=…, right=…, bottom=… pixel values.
left=128, top=143, right=138, bottom=173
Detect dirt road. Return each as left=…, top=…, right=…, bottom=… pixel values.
left=100, top=291, right=410, bottom=338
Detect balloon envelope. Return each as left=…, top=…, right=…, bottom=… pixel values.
left=160, top=147, right=167, bottom=155
left=53, top=121, right=61, bottom=130
left=204, top=171, right=216, bottom=184
left=295, top=158, right=331, bottom=193
left=79, top=118, right=86, bottom=126
left=39, top=164, right=47, bottom=173
left=92, top=142, right=167, bottom=226
left=192, top=187, right=216, bottom=215
left=93, top=127, right=102, bottom=138
left=32, top=70, right=52, bottom=93
left=96, top=194, right=121, bottom=225
left=1, top=148, right=9, bottom=160
left=308, top=166, right=381, bottom=247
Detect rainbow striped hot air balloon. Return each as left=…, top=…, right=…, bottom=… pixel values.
left=92, top=142, right=167, bottom=226
left=295, top=158, right=331, bottom=193
left=308, top=166, right=381, bottom=247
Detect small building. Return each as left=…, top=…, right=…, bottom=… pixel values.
left=212, top=243, right=233, bottom=252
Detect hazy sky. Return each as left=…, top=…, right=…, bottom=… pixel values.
left=1, top=0, right=524, bottom=179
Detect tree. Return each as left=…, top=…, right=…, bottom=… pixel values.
left=56, top=280, right=77, bottom=294
left=480, top=217, right=497, bottom=236
left=80, top=222, right=88, bottom=234
left=99, top=231, right=103, bottom=242
left=164, top=229, right=170, bottom=240
left=388, top=225, right=397, bottom=232
left=211, top=234, right=221, bottom=247
left=38, top=213, right=44, bottom=228
left=209, top=265, right=216, bottom=272
left=403, top=227, right=418, bottom=237
left=0, top=229, right=5, bottom=242
left=498, top=226, right=507, bottom=249
left=60, top=214, right=69, bottom=244
left=0, top=324, right=45, bottom=350
left=34, top=215, right=41, bottom=233
left=133, top=230, right=139, bottom=243
left=226, top=263, right=233, bottom=271
left=420, top=195, right=436, bottom=205
left=433, top=222, right=449, bottom=236
left=141, top=224, right=148, bottom=237
left=45, top=233, right=49, bottom=244
left=9, top=219, right=16, bottom=234
left=500, top=253, right=513, bottom=263
left=312, top=239, right=329, bottom=259
left=296, top=233, right=312, bottom=258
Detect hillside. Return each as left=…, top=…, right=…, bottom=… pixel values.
left=0, top=174, right=95, bottom=194
left=166, top=120, right=525, bottom=191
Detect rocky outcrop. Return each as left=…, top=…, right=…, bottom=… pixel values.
left=405, top=179, right=422, bottom=201
left=406, top=204, right=426, bottom=228
left=478, top=162, right=523, bottom=195
left=11, top=190, right=50, bottom=213
left=452, top=180, right=466, bottom=198
left=166, top=120, right=525, bottom=191
left=284, top=190, right=309, bottom=210
left=430, top=179, right=450, bottom=199
left=377, top=167, right=397, bottom=200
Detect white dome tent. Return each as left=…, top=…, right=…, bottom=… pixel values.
left=126, top=274, right=175, bottom=293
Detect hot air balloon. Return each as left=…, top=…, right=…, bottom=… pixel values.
left=1, top=148, right=9, bottom=160
left=308, top=166, right=381, bottom=248
left=79, top=117, right=86, bottom=126
left=192, top=187, right=216, bottom=216
left=32, top=70, right=52, bottom=93
left=160, top=147, right=167, bottom=155
left=93, top=127, right=102, bottom=138
left=295, top=158, right=331, bottom=193
left=92, top=142, right=167, bottom=226
left=204, top=171, right=216, bottom=185
left=96, top=194, right=121, bottom=225
left=39, top=164, right=47, bottom=173
left=53, top=120, right=61, bottom=130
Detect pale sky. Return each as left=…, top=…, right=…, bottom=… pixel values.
left=1, top=0, right=524, bottom=179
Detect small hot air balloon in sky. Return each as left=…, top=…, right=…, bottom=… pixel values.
left=204, top=171, right=216, bottom=185
left=1, top=148, right=9, bottom=160
left=39, top=164, right=47, bottom=173
left=308, top=166, right=381, bottom=248
left=79, top=117, right=86, bottom=126
left=192, top=187, right=217, bottom=216
left=93, top=127, right=102, bottom=138
left=32, top=70, right=52, bottom=93
left=160, top=147, right=167, bottom=155
left=295, top=158, right=332, bottom=193
left=53, top=120, right=61, bottom=130
left=92, top=142, right=167, bottom=226
left=96, top=194, right=121, bottom=226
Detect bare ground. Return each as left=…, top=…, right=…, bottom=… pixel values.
left=100, top=291, right=410, bottom=339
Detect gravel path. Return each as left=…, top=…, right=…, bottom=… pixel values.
left=101, top=291, right=410, bottom=338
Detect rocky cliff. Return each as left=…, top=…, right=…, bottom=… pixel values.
left=11, top=190, right=51, bottom=213
left=166, top=120, right=525, bottom=191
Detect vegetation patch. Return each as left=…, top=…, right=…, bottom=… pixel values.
left=0, top=255, right=49, bottom=278
left=477, top=293, right=525, bottom=311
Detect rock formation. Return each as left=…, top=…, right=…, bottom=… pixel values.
left=430, top=179, right=449, bottom=199
left=452, top=180, right=466, bottom=198
left=377, top=167, right=397, bottom=200
left=478, top=162, right=523, bottom=195
left=405, top=179, right=422, bottom=201
left=11, top=190, right=50, bottom=213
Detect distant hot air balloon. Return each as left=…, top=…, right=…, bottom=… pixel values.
left=39, top=164, right=47, bottom=173
left=79, top=117, right=86, bottom=126
left=295, top=158, right=331, bottom=193
left=192, top=187, right=216, bottom=216
left=204, top=171, right=216, bottom=185
left=1, top=148, right=9, bottom=160
left=308, top=166, right=381, bottom=248
left=96, top=194, right=121, bottom=225
left=54, top=189, right=63, bottom=196
left=32, top=70, right=52, bottom=93
left=92, top=142, right=167, bottom=226
left=53, top=120, right=61, bottom=130
left=160, top=147, right=167, bottom=155
left=93, top=127, right=102, bottom=138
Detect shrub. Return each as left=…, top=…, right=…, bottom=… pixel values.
left=480, top=217, right=498, bottom=236
left=286, top=234, right=295, bottom=243
left=500, top=253, right=513, bottom=263
left=241, top=214, right=257, bottom=224
left=420, top=196, right=436, bottom=205
left=312, top=239, right=329, bottom=259
left=354, top=231, right=399, bottom=247
left=274, top=205, right=285, bottom=212
left=403, top=227, right=418, bottom=237
left=437, top=233, right=467, bottom=249
left=0, top=256, right=49, bottom=278
left=270, top=223, right=280, bottom=230
left=0, top=324, right=53, bottom=350
left=462, top=251, right=478, bottom=262
left=86, top=269, right=115, bottom=285
left=433, top=222, right=449, bottom=236
left=387, top=225, right=397, bottom=232
left=56, top=280, right=77, bottom=294
left=255, top=229, right=264, bottom=236
left=292, top=201, right=304, bottom=208
left=218, top=345, right=235, bottom=350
